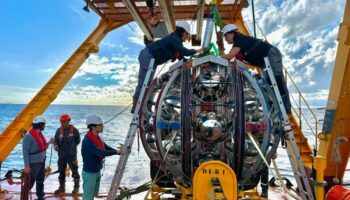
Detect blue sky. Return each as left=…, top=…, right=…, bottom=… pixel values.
left=0, top=0, right=347, bottom=106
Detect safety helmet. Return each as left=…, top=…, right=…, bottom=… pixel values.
left=60, top=114, right=71, bottom=121
left=176, top=21, right=191, bottom=34
left=222, top=24, right=238, bottom=35
left=33, top=115, right=47, bottom=124
left=86, top=115, right=103, bottom=125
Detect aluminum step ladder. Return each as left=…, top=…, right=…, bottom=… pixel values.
left=107, top=58, right=155, bottom=200
left=264, top=57, right=314, bottom=200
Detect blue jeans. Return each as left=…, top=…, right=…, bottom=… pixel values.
left=82, top=171, right=101, bottom=200
left=133, top=48, right=156, bottom=98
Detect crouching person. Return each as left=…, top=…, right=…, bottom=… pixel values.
left=22, top=115, right=53, bottom=200
left=82, top=115, right=121, bottom=200
left=54, top=114, right=81, bottom=194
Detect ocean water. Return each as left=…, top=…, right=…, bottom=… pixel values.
left=0, top=104, right=348, bottom=198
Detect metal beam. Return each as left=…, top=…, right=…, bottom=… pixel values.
left=97, top=4, right=240, bottom=23
left=319, top=0, right=350, bottom=186
left=196, top=0, right=205, bottom=40
left=158, top=0, right=176, bottom=33
left=121, top=0, right=153, bottom=41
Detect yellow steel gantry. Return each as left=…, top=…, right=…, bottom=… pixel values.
left=316, top=0, right=350, bottom=193
left=5, top=0, right=350, bottom=199
left=0, top=0, right=248, bottom=165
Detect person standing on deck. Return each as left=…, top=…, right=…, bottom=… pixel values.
left=22, top=115, right=54, bottom=200
left=81, top=115, right=121, bottom=200
left=54, top=114, right=81, bottom=194
left=131, top=21, right=205, bottom=113
left=221, top=24, right=292, bottom=114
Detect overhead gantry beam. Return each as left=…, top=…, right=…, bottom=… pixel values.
left=196, top=0, right=205, bottom=41
left=121, top=0, right=153, bottom=41
left=158, top=0, right=176, bottom=33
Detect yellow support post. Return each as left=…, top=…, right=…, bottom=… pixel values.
left=193, top=161, right=237, bottom=200
left=318, top=0, right=350, bottom=185
left=314, top=156, right=326, bottom=200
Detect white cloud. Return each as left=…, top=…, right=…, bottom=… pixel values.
left=120, top=44, right=129, bottom=52
left=74, top=54, right=130, bottom=78
left=299, top=89, right=329, bottom=101
left=0, top=85, right=37, bottom=104
left=101, top=41, right=116, bottom=48
left=242, top=0, right=346, bottom=96
left=128, top=36, right=145, bottom=46
left=55, top=85, right=135, bottom=105
left=56, top=54, right=140, bottom=105
left=16, top=0, right=342, bottom=107
left=39, top=68, right=54, bottom=73
left=127, top=23, right=146, bottom=46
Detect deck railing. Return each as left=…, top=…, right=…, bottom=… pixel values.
left=284, top=67, right=319, bottom=154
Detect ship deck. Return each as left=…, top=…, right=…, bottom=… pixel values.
left=0, top=172, right=298, bottom=200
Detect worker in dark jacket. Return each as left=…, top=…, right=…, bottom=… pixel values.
left=54, top=114, right=80, bottom=194
left=131, top=21, right=204, bottom=113
left=22, top=115, right=54, bottom=200
left=221, top=24, right=292, bottom=114
left=81, top=115, right=121, bottom=200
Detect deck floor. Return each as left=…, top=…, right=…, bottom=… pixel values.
left=0, top=173, right=107, bottom=200
left=0, top=173, right=297, bottom=199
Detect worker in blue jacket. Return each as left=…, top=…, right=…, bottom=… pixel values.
left=81, top=115, right=121, bottom=200
left=131, top=21, right=204, bottom=113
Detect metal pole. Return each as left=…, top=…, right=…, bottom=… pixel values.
left=251, top=0, right=256, bottom=37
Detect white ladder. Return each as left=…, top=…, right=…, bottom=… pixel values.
left=107, top=58, right=155, bottom=200
left=264, top=57, right=314, bottom=200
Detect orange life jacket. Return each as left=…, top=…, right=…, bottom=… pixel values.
left=58, top=125, right=75, bottom=139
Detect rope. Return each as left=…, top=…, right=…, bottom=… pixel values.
left=103, top=103, right=132, bottom=124
left=331, top=120, right=347, bottom=183
left=332, top=136, right=348, bottom=164
left=144, top=131, right=177, bottom=197
left=116, top=181, right=151, bottom=200
left=246, top=132, right=301, bottom=200
left=20, top=171, right=31, bottom=200
left=49, top=145, right=53, bottom=168
left=271, top=159, right=301, bottom=200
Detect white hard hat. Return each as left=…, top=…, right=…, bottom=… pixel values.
left=222, top=24, right=238, bottom=35
left=33, top=115, right=47, bottom=124
left=176, top=21, right=191, bottom=34
left=86, top=115, right=103, bottom=125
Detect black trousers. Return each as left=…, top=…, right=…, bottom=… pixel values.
left=58, top=155, right=80, bottom=181
left=260, top=165, right=269, bottom=194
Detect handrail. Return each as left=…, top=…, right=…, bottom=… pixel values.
left=284, top=67, right=319, bottom=152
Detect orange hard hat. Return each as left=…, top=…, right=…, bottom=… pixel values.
left=60, top=114, right=71, bottom=122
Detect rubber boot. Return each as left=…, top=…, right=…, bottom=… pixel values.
left=261, top=183, right=268, bottom=198
left=54, top=180, right=65, bottom=194
left=131, top=97, right=138, bottom=113
left=72, top=179, right=80, bottom=194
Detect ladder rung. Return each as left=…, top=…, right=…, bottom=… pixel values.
left=213, top=188, right=223, bottom=193
left=211, top=177, right=221, bottom=186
